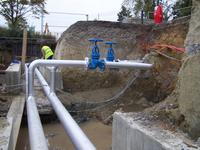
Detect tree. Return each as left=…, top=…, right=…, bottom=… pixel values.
left=0, top=0, right=47, bottom=29
left=123, top=0, right=156, bottom=19
left=117, top=5, right=132, bottom=22
left=172, top=0, right=192, bottom=19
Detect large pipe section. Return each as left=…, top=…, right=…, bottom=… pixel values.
left=105, top=60, right=153, bottom=69
left=25, top=65, right=48, bottom=150
left=26, top=96, right=49, bottom=150
left=35, top=68, right=96, bottom=150
left=27, top=58, right=153, bottom=150
left=28, top=59, right=152, bottom=95
left=27, top=59, right=88, bottom=150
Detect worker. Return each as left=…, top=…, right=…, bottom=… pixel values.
left=41, top=45, right=54, bottom=59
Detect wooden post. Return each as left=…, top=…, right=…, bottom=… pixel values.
left=21, top=28, right=27, bottom=70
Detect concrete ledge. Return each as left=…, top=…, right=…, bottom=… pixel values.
left=112, top=112, right=200, bottom=150
left=0, top=95, right=25, bottom=150
left=7, top=95, right=25, bottom=150
left=0, top=118, right=12, bottom=150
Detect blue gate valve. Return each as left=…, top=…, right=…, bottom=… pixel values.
left=105, top=41, right=116, bottom=62
left=88, top=38, right=105, bottom=70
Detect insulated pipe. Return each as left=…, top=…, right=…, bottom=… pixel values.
left=28, top=59, right=152, bottom=96
left=35, top=68, right=96, bottom=150
left=26, top=96, right=48, bottom=150
left=27, top=58, right=153, bottom=150
left=49, top=67, right=56, bottom=92
left=105, top=60, right=153, bottom=69
left=26, top=64, right=48, bottom=150
left=25, top=64, right=28, bottom=100
left=28, top=59, right=88, bottom=96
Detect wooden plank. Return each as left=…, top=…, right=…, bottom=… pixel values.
left=21, top=28, right=27, bottom=70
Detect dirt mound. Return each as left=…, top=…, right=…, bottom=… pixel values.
left=144, top=12, right=200, bottom=140
left=56, top=21, right=151, bottom=60
left=55, top=21, right=152, bottom=92
left=54, top=20, right=189, bottom=122
left=145, top=52, right=200, bottom=140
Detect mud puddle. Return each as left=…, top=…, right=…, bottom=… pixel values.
left=16, top=119, right=112, bottom=150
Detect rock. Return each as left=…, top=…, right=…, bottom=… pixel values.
left=136, top=97, right=150, bottom=107
left=185, top=0, right=200, bottom=54
left=178, top=52, right=200, bottom=139
left=196, top=137, right=200, bottom=147
left=103, top=115, right=113, bottom=125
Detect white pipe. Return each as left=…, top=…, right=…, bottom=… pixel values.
left=49, top=67, right=56, bottom=92
left=26, top=64, right=48, bottom=150
left=25, top=64, right=28, bottom=100
left=27, top=96, right=48, bottom=150
left=28, top=59, right=152, bottom=96
left=27, top=58, right=153, bottom=150
left=28, top=59, right=88, bottom=96
left=105, top=60, right=153, bottom=69
left=35, top=68, right=96, bottom=150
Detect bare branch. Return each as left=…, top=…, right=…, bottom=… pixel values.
left=0, top=0, right=47, bottom=28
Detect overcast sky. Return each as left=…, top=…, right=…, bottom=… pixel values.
left=30, top=0, right=123, bottom=34
left=0, top=0, right=123, bottom=35
left=0, top=0, right=176, bottom=36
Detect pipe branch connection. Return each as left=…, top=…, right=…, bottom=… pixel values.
left=26, top=56, right=153, bottom=150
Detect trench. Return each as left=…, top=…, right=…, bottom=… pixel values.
left=16, top=118, right=112, bottom=150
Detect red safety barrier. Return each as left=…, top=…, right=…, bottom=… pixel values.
left=154, top=5, right=163, bottom=24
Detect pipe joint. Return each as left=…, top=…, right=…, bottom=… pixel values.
left=88, top=58, right=105, bottom=71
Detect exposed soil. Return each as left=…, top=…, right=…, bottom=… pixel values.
left=47, top=19, right=190, bottom=133
left=1, top=17, right=195, bottom=149
left=0, top=95, right=12, bottom=117
left=0, top=64, right=8, bottom=71
left=53, top=19, right=189, bottom=126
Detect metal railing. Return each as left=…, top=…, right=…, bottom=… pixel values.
left=25, top=58, right=153, bottom=150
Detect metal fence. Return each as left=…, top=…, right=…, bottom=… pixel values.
left=124, top=6, right=192, bottom=25
left=0, top=37, right=56, bottom=62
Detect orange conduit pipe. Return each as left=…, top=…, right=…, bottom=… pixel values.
left=149, top=44, right=185, bottom=53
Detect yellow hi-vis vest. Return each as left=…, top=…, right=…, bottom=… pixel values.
left=42, top=46, right=54, bottom=59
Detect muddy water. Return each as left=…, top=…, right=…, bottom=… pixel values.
left=16, top=119, right=112, bottom=150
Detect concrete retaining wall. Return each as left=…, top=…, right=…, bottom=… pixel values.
left=112, top=112, right=200, bottom=150
left=0, top=62, right=21, bottom=93
left=0, top=118, right=12, bottom=150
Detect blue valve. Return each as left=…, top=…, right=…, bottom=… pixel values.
left=88, top=38, right=103, bottom=60
left=105, top=41, right=116, bottom=62
left=88, top=38, right=105, bottom=71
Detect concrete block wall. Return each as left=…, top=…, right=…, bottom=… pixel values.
left=6, top=63, right=21, bottom=85
left=112, top=112, right=200, bottom=150
left=0, top=63, right=21, bottom=93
